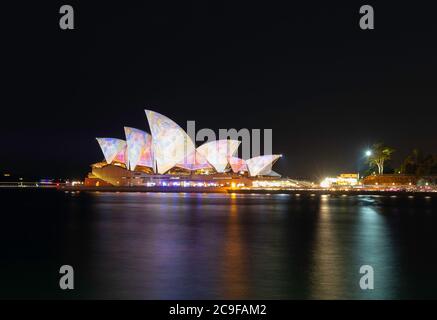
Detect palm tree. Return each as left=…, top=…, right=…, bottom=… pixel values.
left=367, top=143, right=395, bottom=175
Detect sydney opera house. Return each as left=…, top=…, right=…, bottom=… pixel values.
left=85, top=110, right=283, bottom=189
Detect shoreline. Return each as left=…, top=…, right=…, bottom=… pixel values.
left=1, top=185, right=435, bottom=197
left=228, top=188, right=436, bottom=197
left=60, top=186, right=436, bottom=197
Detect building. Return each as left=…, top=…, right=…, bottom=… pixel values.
left=86, top=110, right=283, bottom=188
left=320, top=173, right=359, bottom=188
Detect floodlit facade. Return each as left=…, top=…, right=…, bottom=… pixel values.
left=320, top=173, right=360, bottom=188
left=88, top=110, right=284, bottom=187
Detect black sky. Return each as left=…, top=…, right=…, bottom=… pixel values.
left=2, top=1, right=437, bottom=179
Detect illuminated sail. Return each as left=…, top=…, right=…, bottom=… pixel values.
left=197, top=140, right=240, bottom=173
left=245, top=154, right=282, bottom=177
left=124, top=127, right=152, bottom=171
left=96, top=138, right=126, bottom=164
left=228, top=156, right=248, bottom=173
left=113, top=143, right=128, bottom=167
left=176, top=150, right=212, bottom=170
left=136, top=132, right=153, bottom=168
left=145, top=109, right=195, bottom=174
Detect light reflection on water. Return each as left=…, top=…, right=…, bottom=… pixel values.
left=310, top=198, right=397, bottom=299
left=67, top=192, right=434, bottom=299
left=1, top=190, right=436, bottom=299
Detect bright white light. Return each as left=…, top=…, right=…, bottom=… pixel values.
left=320, top=177, right=335, bottom=188
left=320, top=180, right=329, bottom=188
left=365, top=150, right=372, bottom=157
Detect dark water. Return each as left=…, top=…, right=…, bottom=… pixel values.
left=1, top=189, right=436, bottom=299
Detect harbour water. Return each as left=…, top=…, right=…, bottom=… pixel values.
left=1, top=189, right=436, bottom=299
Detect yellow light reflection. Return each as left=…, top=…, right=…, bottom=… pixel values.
left=221, top=195, right=248, bottom=298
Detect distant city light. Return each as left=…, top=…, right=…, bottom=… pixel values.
left=320, top=178, right=331, bottom=188
left=252, top=180, right=298, bottom=188
left=320, top=174, right=359, bottom=188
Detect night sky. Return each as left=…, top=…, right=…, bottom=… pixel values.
left=2, top=1, right=437, bottom=180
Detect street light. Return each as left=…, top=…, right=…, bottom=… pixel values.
left=365, top=150, right=372, bottom=157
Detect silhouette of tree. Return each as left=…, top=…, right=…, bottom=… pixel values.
left=399, top=149, right=437, bottom=176
left=366, top=143, right=395, bottom=175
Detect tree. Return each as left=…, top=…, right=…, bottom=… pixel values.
left=366, top=143, right=395, bottom=175
left=399, top=149, right=422, bottom=174
left=399, top=149, right=437, bottom=176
